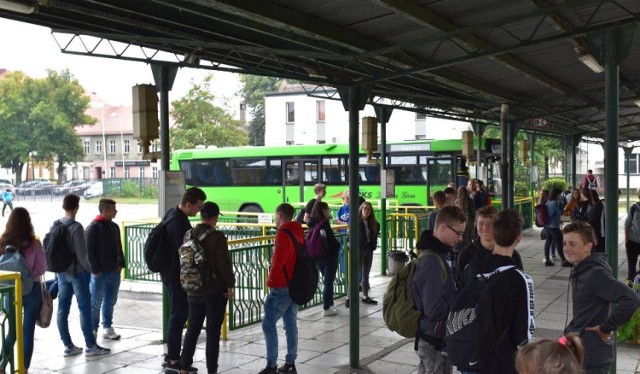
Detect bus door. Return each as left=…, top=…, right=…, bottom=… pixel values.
left=426, top=157, right=453, bottom=202
left=282, top=159, right=319, bottom=204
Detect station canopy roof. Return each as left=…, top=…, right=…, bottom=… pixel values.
left=2, top=0, right=640, bottom=143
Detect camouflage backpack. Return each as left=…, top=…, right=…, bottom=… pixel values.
left=179, top=228, right=215, bottom=293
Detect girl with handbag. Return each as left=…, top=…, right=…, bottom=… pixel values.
left=0, top=207, right=46, bottom=373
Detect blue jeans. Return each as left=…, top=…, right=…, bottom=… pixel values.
left=180, top=293, right=228, bottom=372
left=161, top=271, right=188, bottom=360
left=262, top=288, right=298, bottom=367
left=5, top=282, right=42, bottom=368
left=90, top=271, right=121, bottom=331
left=316, top=254, right=338, bottom=310
left=57, top=272, right=96, bottom=348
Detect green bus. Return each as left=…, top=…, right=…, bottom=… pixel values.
left=170, top=139, right=500, bottom=214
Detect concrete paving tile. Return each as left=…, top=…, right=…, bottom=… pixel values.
left=328, top=343, right=384, bottom=358
left=380, top=346, right=417, bottom=364
left=57, top=360, right=124, bottom=373
left=104, top=367, right=161, bottom=374
left=278, top=347, right=323, bottom=363
left=316, top=330, right=351, bottom=343
left=298, top=338, right=344, bottom=353
left=359, top=334, right=405, bottom=348
left=94, top=351, right=155, bottom=366
left=306, top=352, right=351, bottom=367
left=368, top=359, right=417, bottom=373
left=299, top=327, right=330, bottom=339
left=227, top=342, right=269, bottom=357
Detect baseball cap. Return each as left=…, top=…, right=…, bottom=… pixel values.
left=200, top=201, right=223, bottom=216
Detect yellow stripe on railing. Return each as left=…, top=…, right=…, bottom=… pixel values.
left=0, top=271, right=25, bottom=374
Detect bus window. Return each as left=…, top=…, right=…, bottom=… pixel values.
left=284, top=162, right=299, bottom=185
left=230, top=158, right=266, bottom=186
left=427, top=158, right=453, bottom=193
left=322, top=157, right=346, bottom=184
left=179, top=159, right=231, bottom=186
left=267, top=159, right=282, bottom=185
left=390, top=155, right=424, bottom=184
left=303, top=161, right=319, bottom=185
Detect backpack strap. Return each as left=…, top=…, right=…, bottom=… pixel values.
left=280, top=228, right=301, bottom=284
left=196, top=227, right=214, bottom=242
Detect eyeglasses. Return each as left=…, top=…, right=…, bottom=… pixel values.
left=446, top=224, right=464, bottom=237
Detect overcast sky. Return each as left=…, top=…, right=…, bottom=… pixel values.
left=0, top=18, right=242, bottom=114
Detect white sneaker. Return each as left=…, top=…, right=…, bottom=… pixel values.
left=323, top=306, right=338, bottom=316
left=103, top=327, right=121, bottom=340
left=85, top=344, right=111, bottom=356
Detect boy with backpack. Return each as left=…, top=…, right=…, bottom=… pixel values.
left=411, top=205, right=467, bottom=374
left=260, top=203, right=304, bottom=374
left=624, top=190, right=640, bottom=287
left=174, top=202, right=235, bottom=374
left=446, top=209, right=534, bottom=374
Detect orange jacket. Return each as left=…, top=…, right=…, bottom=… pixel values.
left=267, top=221, right=304, bottom=288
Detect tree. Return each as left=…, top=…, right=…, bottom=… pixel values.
left=170, top=75, right=247, bottom=150
left=0, top=70, right=93, bottom=184
left=239, top=75, right=284, bottom=146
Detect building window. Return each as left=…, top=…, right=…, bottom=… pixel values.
left=286, top=102, right=295, bottom=123
left=286, top=141, right=294, bottom=145
left=124, top=166, right=130, bottom=178
left=109, top=140, right=116, bottom=154
left=317, top=140, right=326, bottom=144
left=83, top=140, right=90, bottom=155
left=152, top=166, right=158, bottom=179
left=316, top=100, right=325, bottom=122
left=137, top=143, right=142, bottom=154
left=124, top=140, right=130, bottom=154
left=95, top=141, right=102, bottom=155
left=138, top=167, right=145, bottom=179
left=151, top=140, right=159, bottom=153
left=625, top=154, right=638, bottom=174
left=109, top=167, right=116, bottom=178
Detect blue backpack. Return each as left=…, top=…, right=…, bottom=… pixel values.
left=0, top=245, right=33, bottom=295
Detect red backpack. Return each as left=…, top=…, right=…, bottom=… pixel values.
left=535, top=203, right=550, bottom=227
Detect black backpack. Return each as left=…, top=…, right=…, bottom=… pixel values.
left=445, top=265, right=515, bottom=371
left=43, top=220, right=75, bottom=272
left=280, top=228, right=318, bottom=305
left=144, top=217, right=174, bottom=273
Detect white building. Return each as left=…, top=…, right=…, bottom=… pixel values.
left=264, top=85, right=471, bottom=146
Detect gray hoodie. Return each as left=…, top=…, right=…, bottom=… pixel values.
left=58, top=217, right=91, bottom=274
left=564, top=253, right=640, bottom=370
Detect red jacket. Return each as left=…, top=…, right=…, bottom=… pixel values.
left=267, top=221, right=303, bottom=288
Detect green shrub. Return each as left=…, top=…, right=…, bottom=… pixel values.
left=541, top=178, right=567, bottom=192
left=617, top=308, right=640, bottom=345
left=514, top=182, right=530, bottom=197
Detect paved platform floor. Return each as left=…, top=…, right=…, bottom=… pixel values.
left=25, top=218, right=640, bottom=374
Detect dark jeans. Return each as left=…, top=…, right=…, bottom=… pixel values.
left=180, top=293, right=228, bottom=372
left=2, top=201, right=12, bottom=216
left=544, top=227, right=565, bottom=261
left=4, top=282, right=42, bottom=368
left=360, top=250, right=373, bottom=297
left=316, top=254, right=338, bottom=310
left=161, top=271, right=188, bottom=360
left=625, top=240, right=640, bottom=280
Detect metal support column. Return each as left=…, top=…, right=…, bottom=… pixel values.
left=338, top=85, right=370, bottom=369
left=529, top=133, right=536, bottom=203
left=623, top=147, right=633, bottom=212
left=473, top=123, right=486, bottom=178
left=500, top=104, right=509, bottom=209
left=507, top=122, right=517, bottom=209
left=571, top=135, right=581, bottom=189
left=151, top=64, right=178, bottom=171
left=374, top=106, right=393, bottom=275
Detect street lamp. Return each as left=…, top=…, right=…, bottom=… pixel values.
left=111, top=112, right=124, bottom=178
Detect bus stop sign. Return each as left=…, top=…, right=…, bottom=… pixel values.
left=532, top=118, right=548, bottom=128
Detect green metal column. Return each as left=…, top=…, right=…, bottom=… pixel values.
left=338, top=85, right=370, bottom=369
left=374, top=106, right=393, bottom=275
left=571, top=135, right=581, bottom=189
left=623, top=147, right=633, bottom=212
left=529, top=133, right=536, bottom=209
left=500, top=104, right=509, bottom=209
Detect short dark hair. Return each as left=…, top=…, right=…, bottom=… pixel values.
left=434, top=205, right=466, bottom=227
left=444, top=187, right=456, bottom=196
left=98, top=198, right=116, bottom=213
left=492, top=209, right=523, bottom=246
left=476, top=205, right=497, bottom=221
left=276, top=203, right=295, bottom=220
left=63, top=193, right=80, bottom=211
left=562, top=221, right=596, bottom=245
left=311, top=201, right=329, bottom=219
left=181, top=187, right=206, bottom=206
left=432, top=191, right=446, bottom=205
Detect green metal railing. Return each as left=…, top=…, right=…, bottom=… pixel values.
left=0, top=272, right=24, bottom=374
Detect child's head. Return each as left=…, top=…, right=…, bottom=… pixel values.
left=341, top=190, right=349, bottom=204
left=491, top=209, right=523, bottom=247
left=562, top=221, right=596, bottom=265
left=433, top=205, right=467, bottom=247
left=515, top=333, right=584, bottom=374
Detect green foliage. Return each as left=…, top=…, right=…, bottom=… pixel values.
left=0, top=69, right=92, bottom=183
left=238, top=75, right=285, bottom=146
left=170, top=75, right=247, bottom=150
left=514, top=182, right=530, bottom=197
left=541, top=178, right=567, bottom=192
left=617, top=308, right=640, bottom=345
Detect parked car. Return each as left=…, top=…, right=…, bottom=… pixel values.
left=31, top=181, right=56, bottom=195
left=83, top=182, right=103, bottom=199
left=14, top=180, right=40, bottom=196
left=53, top=180, right=91, bottom=196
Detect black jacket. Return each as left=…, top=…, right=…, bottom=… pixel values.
left=457, top=240, right=523, bottom=290
left=565, top=253, right=640, bottom=370
left=85, top=217, right=125, bottom=273
left=358, top=220, right=378, bottom=252
left=162, top=207, right=193, bottom=278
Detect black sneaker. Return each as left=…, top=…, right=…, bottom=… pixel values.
left=362, top=297, right=378, bottom=305
left=162, top=354, right=169, bottom=368
left=258, top=366, right=277, bottom=374
left=544, top=259, right=554, bottom=266
left=278, top=363, right=297, bottom=374
left=165, top=362, right=197, bottom=373
left=345, top=298, right=350, bottom=308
